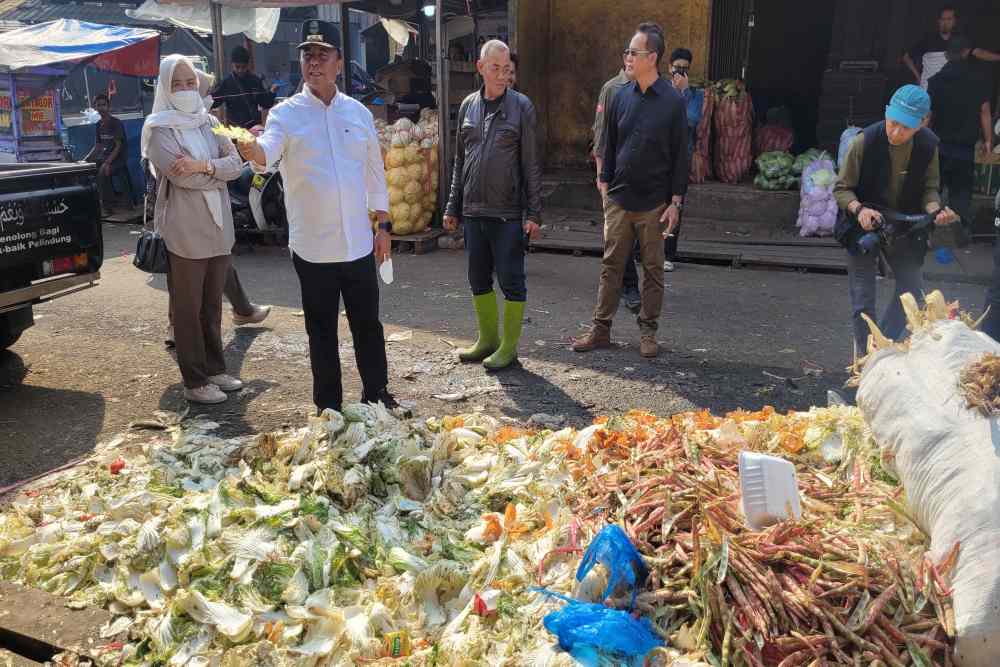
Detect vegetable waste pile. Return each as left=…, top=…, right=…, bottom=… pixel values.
left=0, top=401, right=953, bottom=666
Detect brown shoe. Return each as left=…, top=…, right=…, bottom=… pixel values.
left=572, top=325, right=612, bottom=352
left=640, top=335, right=659, bottom=358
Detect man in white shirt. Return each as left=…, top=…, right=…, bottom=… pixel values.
left=236, top=20, right=403, bottom=415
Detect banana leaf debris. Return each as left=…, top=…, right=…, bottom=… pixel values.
left=0, top=400, right=955, bottom=666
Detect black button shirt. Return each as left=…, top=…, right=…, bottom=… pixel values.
left=600, top=77, right=689, bottom=212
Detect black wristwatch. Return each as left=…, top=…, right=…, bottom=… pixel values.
left=377, top=221, right=392, bottom=233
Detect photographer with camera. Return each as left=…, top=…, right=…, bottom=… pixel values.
left=835, top=84, right=958, bottom=357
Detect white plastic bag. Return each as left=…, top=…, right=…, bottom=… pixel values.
left=858, top=319, right=1000, bottom=666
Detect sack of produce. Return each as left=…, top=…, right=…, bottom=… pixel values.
left=792, top=148, right=829, bottom=176
left=371, top=110, right=440, bottom=235
left=753, top=109, right=794, bottom=157
left=753, top=151, right=797, bottom=191
left=689, top=87, right=715, bottom=184
left=858, top=297, right=1000, bottom=667
left=712, top=80, right=753, bottom=184
left=796, top=156, right=838, bottom=236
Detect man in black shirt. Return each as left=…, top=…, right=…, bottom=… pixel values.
left=928, top=35, right=993, bottom=240
left=85, top=93, right=127, bottom=215
left=211, top=46, right=276, bottom=128
left=573, top=22, right=688, bottom=360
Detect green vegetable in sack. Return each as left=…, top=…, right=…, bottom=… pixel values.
left=755, top=151, right=794, bottom=179
left=793, top=148, right=830, bottom=175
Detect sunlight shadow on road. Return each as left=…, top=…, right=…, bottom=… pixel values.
left=0, top=350, right=106, bottom=490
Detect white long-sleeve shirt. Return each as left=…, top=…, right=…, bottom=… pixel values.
left=257, top=86, right=389, bottom=264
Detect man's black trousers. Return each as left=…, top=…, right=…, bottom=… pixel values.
left=292, top=251, right=388, bottom=412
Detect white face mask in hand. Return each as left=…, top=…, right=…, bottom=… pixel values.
left=171, top=90, right=203, bottom=114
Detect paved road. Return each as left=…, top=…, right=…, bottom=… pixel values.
left=0, top=222, right=985, bottom=488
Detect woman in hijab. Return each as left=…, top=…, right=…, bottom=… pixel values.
left=143, top=54, right=245, bottom=404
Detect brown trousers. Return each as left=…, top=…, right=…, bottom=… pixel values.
left=168, top=265, right=253, bottom=325
left=168, top=252, right=231, bottom=389
left=594, top=198, right=667, bottom=335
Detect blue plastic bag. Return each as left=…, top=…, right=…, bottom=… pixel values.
left=576, top=525, right=648, bottom=608
left=541, top=598, right=663, bottom=666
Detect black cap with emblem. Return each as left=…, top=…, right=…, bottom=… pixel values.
left=298, top=19, right=341, bottom=52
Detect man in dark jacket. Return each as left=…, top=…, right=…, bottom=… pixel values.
left=573, top=22, right=688, bottom=360
left=928, top=35, right=994, bottom=241
left=834, top=84, right=958, bottom=356
left=211, top=46, right=276, bottom=129
left=444, top=39, right=542, bottom=371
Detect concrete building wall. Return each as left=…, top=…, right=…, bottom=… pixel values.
left=518, top=0, right=712, bottom=168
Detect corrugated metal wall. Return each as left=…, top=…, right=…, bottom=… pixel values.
left=708, top=0, right=753, bottom=80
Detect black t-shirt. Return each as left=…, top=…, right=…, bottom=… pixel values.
left=928, top=60, right=991, bottom=156
left=908, top=32, right=951, bottom=63
left=211, top=72, right=276, bottom=129
left=96, top=115, right=126, bottom=167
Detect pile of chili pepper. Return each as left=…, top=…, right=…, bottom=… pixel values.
left=565, top=410, right=956, bottom=667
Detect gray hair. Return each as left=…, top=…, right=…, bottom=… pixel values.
left=479, top=39, right=510, bottom=62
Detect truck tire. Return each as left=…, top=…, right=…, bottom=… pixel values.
left=0, top=329, right=21, bottom=350
left=0, top=307, right=32, bottom=351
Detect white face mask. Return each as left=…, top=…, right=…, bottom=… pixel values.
left=171, top=90, right=202, bottom=114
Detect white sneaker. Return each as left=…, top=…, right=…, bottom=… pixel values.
left=233, top=305, right=272, bottom=326
left=208, top=374, right=243, bottom=391
left=663, top=260, right=675, bottom=272
left=184, top=384, right=227, bottom=404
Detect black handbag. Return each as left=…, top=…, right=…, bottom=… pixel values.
left=134, top=163, right=169, bottom=274
left=133, top=229, right=169, bottom=274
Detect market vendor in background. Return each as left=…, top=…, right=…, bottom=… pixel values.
left=834, top=85, right=959, bottom=356
left=573, top=22, right=688, bottom=360
left=903, top=7, right=1000, bottom=89
left=85, top=93, right=126, bottom=217
left=904, top=7, right=959, bottom=89
left=443, top=39, right=543, bottom=372
left=928, top=35, right=994, bottom=244
left=211, top=46, right=276, bottom=129
left=235, top=20, right=404, bottom=415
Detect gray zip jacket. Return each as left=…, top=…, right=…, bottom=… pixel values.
left=445, top=87, right=543, bottom=222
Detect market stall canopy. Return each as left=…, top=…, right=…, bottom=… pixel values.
left=0, top=19, right=160, bottom=76
left=151, top=0, right=505, bottom=16
left=126, top=0, right=280, bottom=43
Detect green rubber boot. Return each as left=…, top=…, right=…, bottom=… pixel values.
left=483, top=299, right=525, bottom=371
left=458, top=292, right=500, bottom=362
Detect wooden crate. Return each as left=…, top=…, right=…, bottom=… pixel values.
left=390, top=228, right=444, bottom=255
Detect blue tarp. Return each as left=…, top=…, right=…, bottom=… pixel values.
left=0, top=20, right=160, bottom=76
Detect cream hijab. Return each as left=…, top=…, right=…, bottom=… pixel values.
left=141, top=54, right=224, bottom=229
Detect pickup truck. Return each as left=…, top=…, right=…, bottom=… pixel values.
left=0, top=162, right=103, bottom=350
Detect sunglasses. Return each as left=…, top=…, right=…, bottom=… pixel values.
left=622, top=49, right=655, bottom=58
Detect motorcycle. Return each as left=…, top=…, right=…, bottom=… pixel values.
left=228, top=161, right=288, bottom=247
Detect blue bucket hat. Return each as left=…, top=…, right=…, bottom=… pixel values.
left=886, top=84, right=930, bottom=129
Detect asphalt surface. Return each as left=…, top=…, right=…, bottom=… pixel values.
left=0, top=222, right=986, bottom=488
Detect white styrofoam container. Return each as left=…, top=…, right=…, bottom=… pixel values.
left=739, top=451, right=802, bottom=530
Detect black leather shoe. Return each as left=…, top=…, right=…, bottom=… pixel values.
left=364, top=390, right=412, bottom=418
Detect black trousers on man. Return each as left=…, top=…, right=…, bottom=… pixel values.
left=292, top=252, right=388, bottom=412
left=940, top=152, right=975, bottom=242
